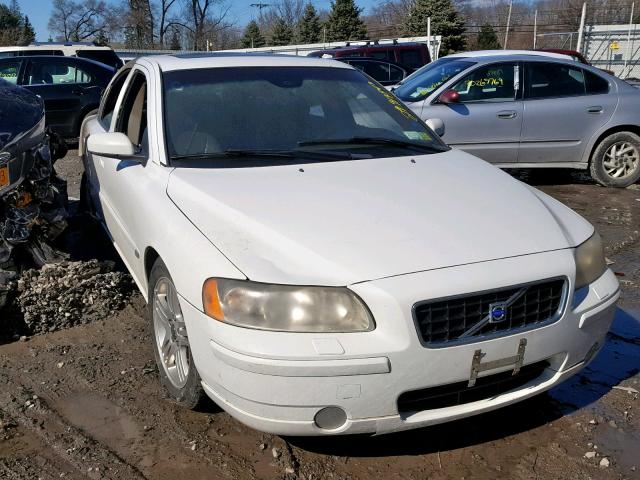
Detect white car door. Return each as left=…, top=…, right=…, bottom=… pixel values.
left=89, top=66, right=154, bottom=283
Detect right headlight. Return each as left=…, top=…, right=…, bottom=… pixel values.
left=574, top=231, right=607, bottom=289
left=202, top=278, right=374, bottom=332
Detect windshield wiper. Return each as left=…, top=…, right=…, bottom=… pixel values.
left=171, top=148, right=354, bottom=162
left=298, top=137, right=447, bottom=152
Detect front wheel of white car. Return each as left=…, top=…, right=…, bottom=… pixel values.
left=148, top=258, right=205, bottom=409
left=590, top=131, right=640, bottom=188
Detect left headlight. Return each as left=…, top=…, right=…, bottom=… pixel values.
left=202, top=279, right=375, bottom=332
left=574, top=231, right=607, bottom=289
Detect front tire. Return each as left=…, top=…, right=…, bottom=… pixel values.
left=590, top=131, right=640, bottom=187
left=148, top=258, right=205, bottom=409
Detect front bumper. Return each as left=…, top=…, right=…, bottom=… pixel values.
left=182, top=249, right=619, bottom=436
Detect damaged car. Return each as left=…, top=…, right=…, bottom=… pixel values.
left=0, top=79, right=69, bottom=307
left=81, top=54, right=619, bottom=436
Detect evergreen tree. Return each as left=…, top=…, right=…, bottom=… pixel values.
left=169, top=28, right=181, bottom=50
left=298, top=3, right=321, bottom=44
left=404, top=0, right=466, bottom=55
left=21, top=15, right=35, bottom=45
left=0, top=4, right=23, bottom=46
left=271, top=16, right=293, bottom=46
left=476, top=24, right=500, bottom=50
left=326, top=0, right=367, bottom=42
left=241, top=20, right=266, bottom=48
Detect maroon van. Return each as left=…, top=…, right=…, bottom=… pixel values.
left=308, top=42, right=430, bottom=72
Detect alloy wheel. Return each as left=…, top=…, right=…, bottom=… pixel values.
left=153, top=277, right=190, bottom=389
left=603, top=141, right=640, bottom=179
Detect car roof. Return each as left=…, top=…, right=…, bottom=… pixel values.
left=0, top=55, right=115, bottom=70
left=140, top=53, right=353, bottom=72
left=446, top=49, right=573, bottom=61
left=0, top=45, right=113, bottom=54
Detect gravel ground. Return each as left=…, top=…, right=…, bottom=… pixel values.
left=0, top=150, right=638, bottom=480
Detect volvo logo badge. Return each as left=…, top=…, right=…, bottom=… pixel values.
left=489, top=302, right=508, bottom=323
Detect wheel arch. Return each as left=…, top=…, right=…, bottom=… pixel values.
left=586, top=124, right=640, bottom=165
left=144, top=246, right=160, bottom=286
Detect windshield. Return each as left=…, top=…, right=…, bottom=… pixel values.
left=162, top=66, right=446, bottom=164
left=395, top=58, right=475, bottom=102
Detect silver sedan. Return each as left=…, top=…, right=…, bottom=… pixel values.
left=394, top=52, right=640, bottom=187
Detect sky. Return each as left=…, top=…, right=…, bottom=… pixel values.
left=12, top=0, right=381, bottom=42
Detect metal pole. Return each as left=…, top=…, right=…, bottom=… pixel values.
left=533, top=10, right=538, bottom=49
left=624, top=2, right=635, bottom=74
left=427, top=16, right=431, bottom=59
left=576, top=2, right=586, bottom=54
left=504, top=0, right=513, bottom=49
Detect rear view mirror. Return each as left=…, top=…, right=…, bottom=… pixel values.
left=87, top=132, right=141, bottom=160
left=425, top=118, right=445, bottom=137
left=438, top=89, right=460, bottom=104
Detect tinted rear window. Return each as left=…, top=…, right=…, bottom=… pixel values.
left=76, top=50, right=123, bottom=69
left=399, top=49, right=423, bottom=69
left=585, top=70, right=609, bottom=94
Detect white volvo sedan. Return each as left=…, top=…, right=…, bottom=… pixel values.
left=80, top=53, right=619, bottom=436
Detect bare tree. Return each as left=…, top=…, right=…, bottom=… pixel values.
left=48, top=0, right=114, bottom=41
left=258, top=0, right=304, bottom=41
left=179, top=0, right=231, bottom=50
left=157, top=0, right=179, bottom=46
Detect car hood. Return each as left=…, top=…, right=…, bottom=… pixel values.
left=167, top=150, right=593, bottom=286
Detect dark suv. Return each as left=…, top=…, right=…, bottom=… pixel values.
left=0, top=56, right=115, bottom=138
left=309, top=42, right=430, bottom=72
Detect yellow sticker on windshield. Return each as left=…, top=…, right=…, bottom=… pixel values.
left=368, top=81, right=417, bottom=120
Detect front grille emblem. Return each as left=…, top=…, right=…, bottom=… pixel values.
left=489, top=302, right=508, bottom=323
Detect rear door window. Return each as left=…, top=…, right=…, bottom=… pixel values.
left=0, top=60, right=21, bottom=84
left=525, top=62, right=586, bottom=99
left=26, top=59, right=93, bottom=85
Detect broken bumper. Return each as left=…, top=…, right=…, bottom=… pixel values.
left=183, top=249, right=619, bottom=436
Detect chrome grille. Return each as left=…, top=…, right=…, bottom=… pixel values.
left=412, top=278, right=566, bottom=347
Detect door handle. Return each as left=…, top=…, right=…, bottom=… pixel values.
left=497, top=110, right=517, bottom=119
left=587, top=106, right=603, bottom=114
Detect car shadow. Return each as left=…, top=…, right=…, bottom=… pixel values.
left=287, top=307, right=640, bottom=458
left=505, top=168, right=597, bottom=186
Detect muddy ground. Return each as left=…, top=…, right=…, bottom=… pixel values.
left=0, top=151, right=639, bottom=480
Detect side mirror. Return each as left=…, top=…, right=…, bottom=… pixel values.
left=87, top=132, right=142, bottom=160
left=425, top=118, right=445, bottom=137
left=438, top=89, right=460, bottom=104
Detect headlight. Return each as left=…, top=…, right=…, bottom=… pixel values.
left=574, top=231, right=607, bottom=289
left=202, top=279, right=374, bottom=332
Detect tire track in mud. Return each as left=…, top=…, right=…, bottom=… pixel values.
left=0, top=371, right=147, bottom=479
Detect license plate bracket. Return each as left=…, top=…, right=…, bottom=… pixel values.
left=468, top=338, right=527, bottom=387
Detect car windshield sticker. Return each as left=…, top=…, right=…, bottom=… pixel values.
left=367, top=81, right=417, bottom=120
left=404, top=131, right=433, bottom=141
left=409, top=76, right=452, bottom=99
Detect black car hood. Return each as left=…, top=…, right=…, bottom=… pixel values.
left=0, top=79, right=45, bottom=153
